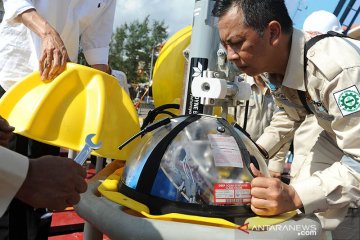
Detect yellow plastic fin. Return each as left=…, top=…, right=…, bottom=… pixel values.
left=152, top=25, right=192, bottom=115
left=0, top=63, right=140, bottom=159
left=245, top=211, right=298, bottom=230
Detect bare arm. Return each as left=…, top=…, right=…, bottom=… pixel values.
left=91, top=64, right=111, bottom=74
left=17, top=9, right=69, bottom=81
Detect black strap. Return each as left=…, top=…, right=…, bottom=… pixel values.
left=118, top=117, right=171, bottom=150
left=297, top=90, right=313, bottom=114
left=218, top=118, right=253, bottom=173
left=299, top=31, right=350, bottom=114
left=233, top=106, right=238, bottom=122
left=233, top=123, right=269, bottom=159
left=141, top=104, right=180, bottom=130
left=136, top=114, right=201, bottom=194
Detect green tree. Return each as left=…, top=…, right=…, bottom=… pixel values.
left=109, top=16, right=168, bottom=84
left=0, top=0, right=4, bottom=23
left=109, top=27, right=127, bottom=72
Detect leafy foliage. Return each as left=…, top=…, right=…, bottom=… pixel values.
left=109, top=16, right=168, bottom=84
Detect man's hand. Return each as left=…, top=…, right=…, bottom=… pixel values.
left=250, top=164, right=303, bottom=216
left=18, top=9, right=70, bottom=81
left=16, top=156, right=87, bottom=210
left=269, top=170, right=282, bottom=179
left=39, top=30, right=69, bottom=81
left=0, top=116, right=15, bottom=147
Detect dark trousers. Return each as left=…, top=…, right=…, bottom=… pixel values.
left=0, top=86, right=60, bottom=240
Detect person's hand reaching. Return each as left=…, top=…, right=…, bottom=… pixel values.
left=39, top=29, right=69, bottom=81
left=250, top=163, right=302, bottom=216
left=18, top=9, right=70, bottom=81
left=16, top=156, right=87, bottom=210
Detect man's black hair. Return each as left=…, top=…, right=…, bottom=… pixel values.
left=212, top=0, right=293, bottom=36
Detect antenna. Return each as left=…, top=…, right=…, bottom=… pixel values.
left=292, top=0, right=309, bottom=20
left=338, top=0, right=360, bottom=34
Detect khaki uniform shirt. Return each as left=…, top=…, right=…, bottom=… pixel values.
left=256, top=29, right=360, bottom=215
left=231, top=75, right=289, bottom=171
left=233, top=75, right=276, bottom=141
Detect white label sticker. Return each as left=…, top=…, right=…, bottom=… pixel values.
left=208, top=134, right=243, bottom=168
left=208, top=134, right=238, bottom=149
left=214, top=183, right=251, bottom=205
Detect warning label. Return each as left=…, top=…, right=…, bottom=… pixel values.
left=214, top=183, right=251, bottom=205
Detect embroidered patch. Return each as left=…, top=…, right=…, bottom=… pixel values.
left=334, top=85, right=360, bottom=116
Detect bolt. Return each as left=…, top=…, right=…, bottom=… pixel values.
left=217, top=126, right=226, bottom=133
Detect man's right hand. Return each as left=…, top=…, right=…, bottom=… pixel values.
left=39, top=29, right=69, bottom=81
left=18, top=9, right=69, bottom=81
left=269, top=170, right=282, bottom=179
left=250, top=163, right=303, bottom=216
left=15, top=156, right=87, bottom=210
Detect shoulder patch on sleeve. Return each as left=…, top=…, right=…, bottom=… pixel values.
left=334, top=85, right=360, bottom=116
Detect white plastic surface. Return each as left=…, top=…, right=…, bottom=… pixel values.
left=191, top=76, right=228, bottom=99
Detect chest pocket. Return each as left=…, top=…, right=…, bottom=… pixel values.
left=238, top=97, right=255, bottom=108
left=309, top=100, right=334, bottom=121
left=273, top=98, right=302, bottom=121
left=272, top=90, right=302, bottom=109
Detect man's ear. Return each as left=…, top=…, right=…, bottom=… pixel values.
left=267, top=21, right=281, bottom=46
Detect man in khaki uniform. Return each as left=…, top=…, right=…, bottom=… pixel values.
left=233, top=74, right=276, bottom=141
left=213, top=0, right=360, bottom=239
left=232, top=74, right=290, bottom=174
left=291, top=11, right=358, bottom=239
left=270, top=10, right=345, bottom=182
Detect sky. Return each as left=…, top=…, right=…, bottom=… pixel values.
left=114, top=0, right=360, bottom=39
left=286, top=0, right=360, bottom=29
left=114, top=0, right=195, bottom=37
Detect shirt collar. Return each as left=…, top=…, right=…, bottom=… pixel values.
left=281, top=28, right=306, bottom=91
left=244, top=75, right=256, bottom=86
left=244, top=75, right=270, bottom=95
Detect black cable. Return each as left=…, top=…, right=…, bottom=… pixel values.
left=141, top=104, right=180, bottom=130
left=118, top=118, right=171, bottom=150
left=243, top=100, right=249, bottom=131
